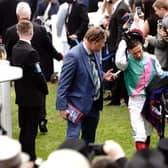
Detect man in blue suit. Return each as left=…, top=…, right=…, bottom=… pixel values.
left=56, top=26, right=113, bottom=143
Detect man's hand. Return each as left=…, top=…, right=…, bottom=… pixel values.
left=103, top=69, right=114, bottom=81
left=103, top=140, right=125, bottom=161
left=60, top=110, right=68, bottom=120
left=68, top=34, right=78, bottom=41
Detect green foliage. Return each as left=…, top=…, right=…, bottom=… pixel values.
left=11, top=83, right=167, bottom=160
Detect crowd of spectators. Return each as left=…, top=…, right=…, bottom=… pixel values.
left=1, top=135, right=168, bottom=168
left=1, top=0, right=168, bottom=167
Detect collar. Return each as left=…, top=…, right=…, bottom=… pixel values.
left=163, top=12, right=168, bottom=18
left=20, top=39, right=31, bottom=45
left=83, top=41, right=92, bottom=55
left=113, top=0, right=122, bottom=13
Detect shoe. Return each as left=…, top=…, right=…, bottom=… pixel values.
left=39, top=119, right=48, bottom=133
left=103, top=95, right=112, bottom=101
left=120, top=102, right=127, bottom=107
left=104, top=101, right=120, bottom=106
left=34, top=157, right=43, bottom=168
left=120, top=98, right=127, bottom=107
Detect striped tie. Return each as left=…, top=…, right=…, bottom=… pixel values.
left=89, top=54, right=101, bottom=100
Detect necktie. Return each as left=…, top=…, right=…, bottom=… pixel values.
left=65, top=3, right=72, bottom=32
left=89, top=54, right=101, bottom=100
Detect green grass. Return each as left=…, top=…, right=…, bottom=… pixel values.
left=11, top=83, right=167, bottom=160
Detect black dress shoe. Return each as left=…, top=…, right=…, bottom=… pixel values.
left=39, top=119, right=48, bottom=133
left=104, top=101, right=120, bottom=106
left=103, top=95, right=112, bottom=100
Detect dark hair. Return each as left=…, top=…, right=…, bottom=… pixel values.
left=124, top=29, right=144, bottom=49
left=143, top=0, right=156, bottom=20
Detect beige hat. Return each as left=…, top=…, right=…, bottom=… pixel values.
left=40, top=149, right=90, bottom=168
left=0, top=135, right=30, bottom=168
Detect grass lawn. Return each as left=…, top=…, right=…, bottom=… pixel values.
left=11, top=82, right=168, bottom=160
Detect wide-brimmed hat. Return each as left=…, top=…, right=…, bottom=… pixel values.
left=39, top=149, right=90, bottom=168
left=0, top=135, right=30, bottom=168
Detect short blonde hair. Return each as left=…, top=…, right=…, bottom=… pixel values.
left=153, top=0, right=168, bottom=10
left=17, top=19, right=33, bottom=36
left=0, top=45, right=7, bottom=60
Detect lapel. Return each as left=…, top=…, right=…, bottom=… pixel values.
left=80, top=44, right=95, bottom=85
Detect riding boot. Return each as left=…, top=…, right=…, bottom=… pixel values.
left=136, top=141, right=146, bottom=150
left=145, top=136, right=151, bottom=148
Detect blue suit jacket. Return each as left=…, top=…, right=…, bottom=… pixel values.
left=56, top=43, right=103, bottom=115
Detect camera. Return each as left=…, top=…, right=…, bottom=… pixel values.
left=136, top=6, right=142, bottom=16
left=88, top=143, right=105, bottom=157
left=122, top=13, right=134, bottom=31
left=163, top=27, right=168, bottom=36
left=157, top=19, right=163, bottom=30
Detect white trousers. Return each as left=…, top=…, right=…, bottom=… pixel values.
left=128, top=95, right=153, bottom=142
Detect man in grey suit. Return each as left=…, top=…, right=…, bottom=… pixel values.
left=56, top=26, right=114, bottom=143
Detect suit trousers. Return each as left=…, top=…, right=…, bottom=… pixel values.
left=18, top=106, right=41, bottom=161
left=66, top=103, right=100, bottom=144
left=40, top=95, right=46, bottom=120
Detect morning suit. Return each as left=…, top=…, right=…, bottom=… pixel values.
left=5, top=22, right=62, bottom=126
left=65, top=1, right=89, bottom=47
left=5, top=22, right=62, bottom=81
left=56, top=42, right=103, bottom=143
left=11, top=40, right=48, bottom=160
left=107, top=0, right=130, bottom=105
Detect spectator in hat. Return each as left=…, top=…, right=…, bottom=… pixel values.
left=58, top=138, right=127, bottom=168
left=0, top=135, right=33, bottom=168
left=115, top=28, right=168, bottom=150
left=39, top=149, right=90, bottom=168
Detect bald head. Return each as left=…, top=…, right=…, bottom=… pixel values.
left=16, top=2, right=31, bottom=21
